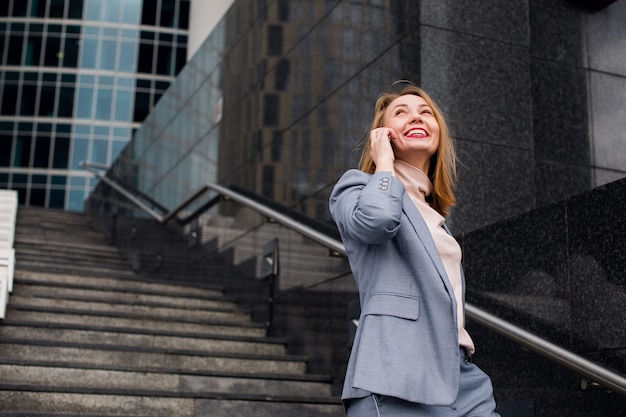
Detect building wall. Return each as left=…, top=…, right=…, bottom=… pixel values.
left=99, top=0, right=625, bottom=235
left=100, top=0, right=626, bottom=233
left=0, top=0, right=189, bottom=210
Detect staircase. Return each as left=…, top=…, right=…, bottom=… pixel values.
left=0, top=207, right=344, bottom=416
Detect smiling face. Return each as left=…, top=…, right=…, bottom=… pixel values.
left=382, top=94, right=440, bottom=172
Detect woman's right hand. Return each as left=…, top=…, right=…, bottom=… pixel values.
left=370, top=127, right=396, bottom=174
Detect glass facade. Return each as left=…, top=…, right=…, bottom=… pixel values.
left=0, top=0, right=189, bottom=210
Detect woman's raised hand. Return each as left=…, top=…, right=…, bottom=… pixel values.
left=370, top=127, right=395, bottom=174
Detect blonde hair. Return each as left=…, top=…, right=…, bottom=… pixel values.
left=358, top=83, right=458, bottom=216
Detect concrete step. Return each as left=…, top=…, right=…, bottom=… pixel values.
left=3, top=207, right=344, bottom=415
left=13, top=270, right=225, bottom=298
left=0, top=390, right=344, bottom=416
left=3, top=309, right=267, bottom=338
left=0, top=363, right=333, bottom=397
left=7, top=295, right=251, bottom=323
left=13, top=284, right=234, bottom=310
left=0, top=324, right=285, bottom=356
left=0, top=341, right=307, bottom=375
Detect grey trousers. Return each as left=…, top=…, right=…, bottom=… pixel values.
left=345, top=349, right=500, bottom=417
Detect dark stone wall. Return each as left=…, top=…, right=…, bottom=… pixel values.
left=460, top=177, right=626, bottom=416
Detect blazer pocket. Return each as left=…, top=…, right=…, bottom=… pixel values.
left=362, top=292, right=420, bottom=320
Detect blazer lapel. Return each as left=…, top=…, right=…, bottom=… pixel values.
left=402, top=194, right=456, bottom=299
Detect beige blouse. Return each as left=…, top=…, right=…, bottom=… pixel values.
left=394, top=160, right=475, bottom=354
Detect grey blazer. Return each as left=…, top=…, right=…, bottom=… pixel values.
left=329, top=169, right=465, bottom=406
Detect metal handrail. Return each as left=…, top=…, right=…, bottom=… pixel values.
left=82, top=163, right=626, bottom=397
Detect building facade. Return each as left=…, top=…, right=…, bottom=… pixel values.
left=100, top=0, right=626, bottom=236
left=0, top=0, right=189, bottom=210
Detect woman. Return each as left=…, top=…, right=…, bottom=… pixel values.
left=329, top=83, right=500, bottom=417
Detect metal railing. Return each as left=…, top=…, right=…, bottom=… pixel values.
left=82, top=161, right=626, bottom=397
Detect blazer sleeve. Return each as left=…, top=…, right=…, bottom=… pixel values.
left=329, top=169, right=405, bottom=245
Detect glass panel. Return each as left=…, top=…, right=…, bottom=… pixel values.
left=0, top=133, right=12, bottom=166
left=114, top=90, right=132, bottom=122
left=68, top=189, right=87, bottom=211
left=33, top=136, right=51, bottom=168
left=137, top=42, right=153, bottom=73
left=14, top=136, right=32, bottom=167
left=84, top=0, right=102, bottom=20
left=7, top=34, right=24, bottom=65
left=63, top=35, right=80, bottom=67
left=57, top=86, right=75, bottom=117
left=95, top=88, right=113, bottom=119
left=119, top=41, right=137, bottom=72
left=178, top=0, right=189, bottom=29
left=80, top=38, right=98, bottom=68
left=100, top=39, right=117, bottom=70
left=20, top=85, right=37, bottom=116
left=49, top=189, right=66, bottom=208
left=39, top=85, right=57, bottom=116
left=68, top=0, right=84, bottom=19
left=43, top=36, right=62, bottom=66
left=71, top=138, right=89, bottom=169
left=1, top=85, right=18, bottom=115
left=156, top=44, right=172, bottom=75
left=141, top=0, right=156, bottom=25
left=122, top=0, right=141, bottom=24
left=76, top=87, right=94, bottom=118
left=160, top=0, right=175, bottom=27
left=53, top=137, right=70, bottom=168
left=25, top=35, right=42, bottom=65
left=49, top=0, right=65, bottom=18
left=102, top=0, right=121, bottom=22
left=92, top=139, right=109, bottom=164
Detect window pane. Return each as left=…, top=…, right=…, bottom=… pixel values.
left=34, top=136, right=51, bottom=168
left=25, top=35, right=42, bottom=65
left=30, top=0, right=46, bottom=17
left=68, top=189, right=86, bottom=211
left=49, top=189, right=66, bottom=208
left=114, top=90, right=132, bottom=122
left=0, top=134, right=12, bottom=166
left=1, top=85, right=18, bottom=115
left=137, top=42, right=153, bottom=73
left=71, top=138, right=89, bottom=169
left=95, top=88, right=112, bottom=119
left=20, top=85, right=37, bottom=116
left=49, top=0, right=65, bottom=18
left=122, top=0, right=141, bottom=24
left=39, top=85, right=57, bottom=116
left=100, top=39, right=117, bottom=70
left=133, top=91, right=149, bottom=122
left=57, top=87, right=75, bottom=117
left=7, top=34, right=24, bottom=65
left=68, top=0, right=84, bottom=19
left=156, top=44, right=172, bottom=75
left=102, top=0, right=121, bottom=22
left=30, top=187, right=46, bottom=207
left=84, top=0, right=102, bottom=20
left=119, top=41, right=137, bottom=72
left=160, top=0, right=175, bottom=27
left=80, top=38, right=98, bottom=68
left=178, top=0, right=190, bottom=29
left=53, top=137, right=70, bottom=168
left=76, top=88, right=94, bottom=118
left=14, top=136, right=32, bottom=167
left=92, top=139, right=108, bottom=164
left=43, top=36, right=62, bottom=66
left=63, top=37, right=80, bottom=67
left=141, top=0, right=156, bottom=25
